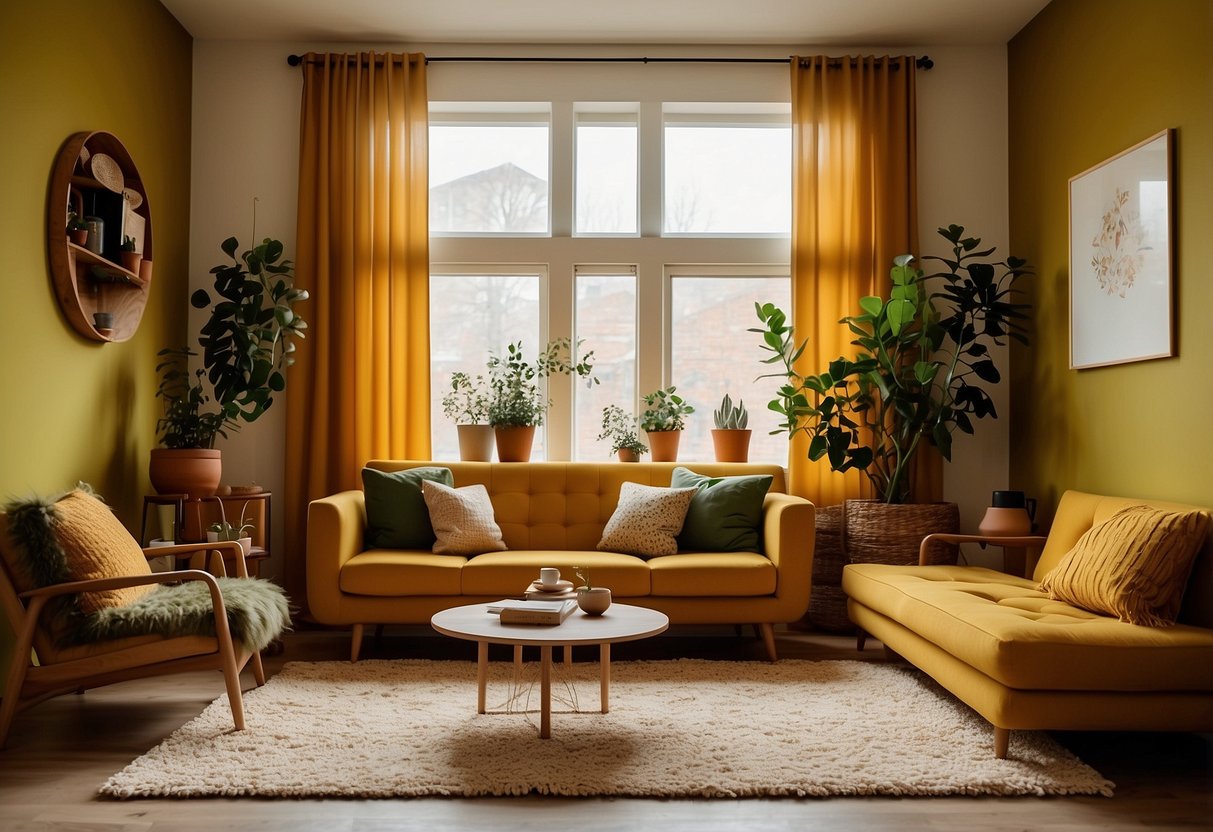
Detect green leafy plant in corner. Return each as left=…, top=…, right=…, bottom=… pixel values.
left=753, top=224, right=1031, bottom=504
left=441, top=372, right=491, bottom=425
left=597, top=405, right=648, bottom=457
left=640, top=386, right=694, bottom=432
left=486, top=339, right=597, bottom=427
left=713, top=393, right=749, bottom=430
left=156, top=236, right=310, bottom=449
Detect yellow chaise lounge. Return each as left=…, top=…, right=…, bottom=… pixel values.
left=308, top=461, right=815, bottom=661
left=843, top=490, right=1213, bottom=758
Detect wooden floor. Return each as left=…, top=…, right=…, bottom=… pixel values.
left=1, top=627, right=1209, bottom=831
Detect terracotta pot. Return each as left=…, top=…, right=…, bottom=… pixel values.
left=843, top=499, right=960, bottom=567
left=149, top=448, right=222, bottom=500
left=120, top=250, right=143, bottom=275
left=494, top=425, right=536, bottom=462
left=69, top=228, right=88, bottom=246
left=577, top=587, right=612, bottom=616
left=978, top=507, right=1033, bottom=537
left=456, top=424, right=495, bottom=462
left=617, top=448, right=640, bottom=463
left=711, top=429, right=751, bottom=463
left=646, top=430, right=681, bottom=462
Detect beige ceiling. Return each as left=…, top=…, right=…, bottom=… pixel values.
left=157, top=0, right=1049, bottom=45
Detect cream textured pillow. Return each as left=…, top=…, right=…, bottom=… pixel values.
left=1039, top=504, right=1210, bottom=626
left=597, top=482, right=697, bottom=558
left=420, top=480, right=507, bottom=556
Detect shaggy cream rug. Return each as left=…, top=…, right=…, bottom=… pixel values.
left=102, top=659, right=1113, bottom=799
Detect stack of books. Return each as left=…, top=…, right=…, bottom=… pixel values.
left=487, top=598, right=578, bottom=625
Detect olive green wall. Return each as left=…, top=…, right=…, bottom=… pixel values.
left=0, top=1, right=191, bottom=517
left=1008, top=0, right=1213, bottom=519
left=0, top=0, right=191, bottom=684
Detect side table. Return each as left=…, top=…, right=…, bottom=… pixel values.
left=140, top=492, right=272, bottom=578
left=918, top=533, right=1048, bottom=578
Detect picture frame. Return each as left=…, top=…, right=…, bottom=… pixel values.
left=1069, top=129, right=1174, bottom=369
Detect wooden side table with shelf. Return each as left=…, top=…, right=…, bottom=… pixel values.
left=918, top=533, right=1048, bottom=578
left=140, top=492, right=272, bottom=578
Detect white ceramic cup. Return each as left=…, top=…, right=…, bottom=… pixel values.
left=539, top=567, right=560, bottom=587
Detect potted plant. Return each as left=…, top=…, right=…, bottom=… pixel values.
left=640, top=386, right=693, bottom=462
left=711, top=393, right=751, bottom=462
left=119, top=234, right=142, bottom=274
left=151, top=236, right=310, bottom=499
left=441, top=372, right=494, bottom=461
left=486, top=338, right=597, bottom=462
left=597, top=405, right=648, bottom=462
left=66, top=211, right=89, bottom=247
left=753, top=224, right=1031, bottom=563
left=574, top=565, right=611, bottom=616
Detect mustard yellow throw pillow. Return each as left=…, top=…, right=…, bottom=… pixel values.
left=54, top=489, right=155, bottom=614
left=420, top=480, right=507, bottom=556
left=1039, top=504, right=1210, bottom=626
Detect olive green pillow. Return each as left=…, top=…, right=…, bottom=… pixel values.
left=361, top=466, right=454, bottom=550
left=1039, top=504, right=1210, bottom=626
left=671, top=467, right=773, bottom=553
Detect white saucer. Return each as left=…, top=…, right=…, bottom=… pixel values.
left=528, top=579, right=574, bottom=593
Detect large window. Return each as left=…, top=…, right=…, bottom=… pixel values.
left=429, top=96, right=791, bottom=464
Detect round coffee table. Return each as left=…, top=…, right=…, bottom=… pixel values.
left=431, top=602, right=669, bottom=738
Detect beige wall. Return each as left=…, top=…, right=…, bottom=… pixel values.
left=190, top=42, right=1015, bottom=574
left=1008, top=0, right=1213, bottom=521
left=0, top=0, right=192, bottom=686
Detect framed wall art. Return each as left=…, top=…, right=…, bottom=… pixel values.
left=1069, top=129, right=1174, bottom=369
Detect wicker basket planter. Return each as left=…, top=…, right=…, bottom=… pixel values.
left=844, top=499, right=960, bottom=567
left=804, top=504, right=852, bottom=632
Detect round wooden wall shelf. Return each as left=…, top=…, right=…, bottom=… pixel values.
left=47, top=131, right=153, bottom=343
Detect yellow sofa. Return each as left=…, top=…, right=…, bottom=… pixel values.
left=843, top=490, right=1213, bottom=758
left=308, top=461, right=815, bottom=661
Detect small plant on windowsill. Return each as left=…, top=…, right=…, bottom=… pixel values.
left=574, top=566, right=612, bottom=616
left=640, top=386, right=694, bottom=462
left=442, top=372, right=494, bottom=461
left=598, top=405, right=648, bottom=462
left=711, top=393, right=752, bottom=463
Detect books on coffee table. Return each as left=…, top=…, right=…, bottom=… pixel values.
left=487, top=598, right=578, bottom=625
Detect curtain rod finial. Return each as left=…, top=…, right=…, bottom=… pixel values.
left=916, top=55, right=934, bottom=70
left=288, top=54, right=302, bottom=67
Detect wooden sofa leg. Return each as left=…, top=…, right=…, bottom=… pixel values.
left=351, top=624, right=365, bottom=663
left=856, top=628, right=868, bottom=652
left=994, top=726, right=1010, bottom=759
left=759, top=623, right=778, bottom=662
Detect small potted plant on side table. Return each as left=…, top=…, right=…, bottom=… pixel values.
left=598, top=405, right=648, bottom=462
left=119, top=235, right=142, bottom=275
left=640, top=386, right=694, bottom=462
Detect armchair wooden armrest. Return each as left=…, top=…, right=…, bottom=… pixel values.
left=142, top=540, right=249, bottom=578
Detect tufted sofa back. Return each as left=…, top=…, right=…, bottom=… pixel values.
left=365, top=461, right=787, bottom=552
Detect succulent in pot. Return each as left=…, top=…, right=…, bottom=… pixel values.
left=640, top=386, right=693, bottom=462
left=711, top=393, right=751, bottom=463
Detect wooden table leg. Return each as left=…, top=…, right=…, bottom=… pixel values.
left=540, top=644, right=552, bottom=739
left=477, top=641, right=488, bottom=715
left=564, top=644, right=573, bottom=667
left=513, top=644, right=523, bottom=688
left=600, top=642, right=610, bottom=713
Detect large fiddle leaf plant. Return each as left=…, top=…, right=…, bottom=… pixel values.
left=156, top=236, right=310, bottom=449
left=753, top=224, right=1031, bottom=504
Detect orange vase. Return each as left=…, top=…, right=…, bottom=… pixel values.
left=711, top=429, right=751, bottom=463
left=148, top=448, right=222, bottom=499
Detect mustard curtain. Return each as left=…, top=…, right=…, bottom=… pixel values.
left=285, top=52, right=431, bottom=605
left=788, top=55, right=939, bottom=505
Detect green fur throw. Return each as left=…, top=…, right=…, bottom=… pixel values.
left=4, top=488, right=291, bottom=652
left=76, top=578, right=291, bottom=653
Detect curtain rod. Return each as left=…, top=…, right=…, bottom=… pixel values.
left=286, top=54, right=934, bottom=70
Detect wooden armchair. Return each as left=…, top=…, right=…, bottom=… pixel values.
left=0, top=527, right=271, bottom=749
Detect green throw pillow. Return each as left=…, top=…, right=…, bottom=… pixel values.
left=361, top=466, right=454, bottom=550
left=671, top=467, right=773, bottom=553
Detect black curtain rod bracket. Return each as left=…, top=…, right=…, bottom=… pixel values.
left=288, top=53, right=933, bottom=70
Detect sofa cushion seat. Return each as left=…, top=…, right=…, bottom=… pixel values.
left=843, top=563, right=1213, bottom=692
left=460, top=551, right=651, bottom=596
left=340, top=550, right=467, bottom=596
left=648, top=552, right=776, bottom=596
